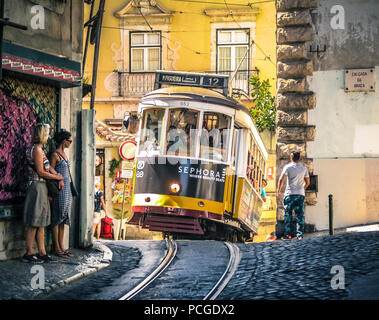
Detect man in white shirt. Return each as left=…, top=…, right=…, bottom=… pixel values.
left=277, top=151, right=310, bottom=240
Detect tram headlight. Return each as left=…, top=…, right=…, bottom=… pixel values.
left=169, top=183, right=181, bottom=194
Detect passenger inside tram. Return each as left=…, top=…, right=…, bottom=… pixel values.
left=200, top=112, right=231, bottom=162
left=166, top=109, right=198, bottom=157
left=138, top=108, right=232, bottom=163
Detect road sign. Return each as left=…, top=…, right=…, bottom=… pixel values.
left=119, top=140, right=136, bottom=161
left=121, top=169, right=134, bottom=179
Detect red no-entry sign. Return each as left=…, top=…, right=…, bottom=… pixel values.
left=119, top=140, right=136, bottom=161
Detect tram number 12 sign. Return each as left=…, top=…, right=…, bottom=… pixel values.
left=156, top=71, right=228, bottom=90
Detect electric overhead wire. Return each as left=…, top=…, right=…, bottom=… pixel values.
left=222, top=0, right=275, bottom=67
left=173, top=0, right=275, bottom=6
left=102, top=25, right=209, bottom=55
left=134, top=0, right=153, bottom=30
left=97, top=0, right=275, bottom=63
left=123, top=2, right=210, bottom=55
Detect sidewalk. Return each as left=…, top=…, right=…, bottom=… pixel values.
left=303, top=223, right=379, bottom=239
left=0, top=241, right=112, bottom=300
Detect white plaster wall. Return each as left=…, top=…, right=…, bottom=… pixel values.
left=306, top=158, right=379, bottom=230
left=306, top=68, right=379, bottom=230
left=307, top=68, right=379, bottom=159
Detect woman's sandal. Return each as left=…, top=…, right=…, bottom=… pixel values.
left=54, top=251, right=69, bottom=258
left=63, top=250, right=74, bottom=258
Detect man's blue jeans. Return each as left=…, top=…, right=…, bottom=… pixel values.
left=283, top=195, right=305, bottom=237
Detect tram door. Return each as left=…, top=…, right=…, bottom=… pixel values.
left=224, top=127, right=238, bottom=214
left=231, top=128, right=250, bottom=218
left=229, top=127, right=244, bottom=215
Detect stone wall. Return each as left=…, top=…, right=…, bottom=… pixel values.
left=276, top=0, right=318, bottom=234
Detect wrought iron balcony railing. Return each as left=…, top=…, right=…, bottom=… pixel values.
left=119, top=72, right=156, bottom=97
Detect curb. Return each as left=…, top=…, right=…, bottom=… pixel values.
left=32, top=243, right=113, bottom=299
left=93, top=241, right=113, bottom=263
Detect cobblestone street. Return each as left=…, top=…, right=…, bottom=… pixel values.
left=220, top=231, right=379, bottom=300
left=36, top=231, right=379, bottom=300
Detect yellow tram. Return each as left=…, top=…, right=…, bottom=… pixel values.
left=128, top=71, right=268, bottom=242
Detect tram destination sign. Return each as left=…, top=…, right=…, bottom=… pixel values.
left=155, top=71, right=229, bottom=95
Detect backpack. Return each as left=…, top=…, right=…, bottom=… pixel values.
left=100, top=216, right=114, bottom=239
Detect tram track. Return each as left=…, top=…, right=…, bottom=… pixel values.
left=119, top=239, right=178, bottom=300
left=203, top=242, right=240, bottom=300
left=119, top=240, right=240, bottom=300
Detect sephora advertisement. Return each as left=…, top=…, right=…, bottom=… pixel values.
left=134, top=157, right=227, bottom=202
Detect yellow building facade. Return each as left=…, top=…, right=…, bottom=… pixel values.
left=83, top=0, right=277, bottom=241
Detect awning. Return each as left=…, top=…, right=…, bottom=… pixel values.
left=95, top=119, right=136, bottom=143
left=1, top=41, right=81, bottom=88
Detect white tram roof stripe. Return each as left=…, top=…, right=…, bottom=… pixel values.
left=142, top=86, right=250, bottom=114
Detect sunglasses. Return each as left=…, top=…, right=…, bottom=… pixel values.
left=66, top=139, right=73, bottom=143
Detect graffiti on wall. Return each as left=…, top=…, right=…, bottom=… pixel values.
left=0, top=76, right=58, bottom=201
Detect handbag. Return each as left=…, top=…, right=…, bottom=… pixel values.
left=27, top=162, right=61, bottom=197
left=45, top=179, right=61, bottom=197
left=57, top=152, right=78, bottom=197
left=70, top=180, right=79, bottom=197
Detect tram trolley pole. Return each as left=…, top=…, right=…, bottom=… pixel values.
left=328, top=194, right=334, bottom=235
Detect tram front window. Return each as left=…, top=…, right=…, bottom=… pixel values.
left=139, top=108, right=165, bottom=156
left=166, top=108, right=199, bottom=157
left=200, top=112, right=231, bottom=162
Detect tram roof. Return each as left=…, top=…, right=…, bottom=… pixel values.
left=140, top=86, right=250, bottom=115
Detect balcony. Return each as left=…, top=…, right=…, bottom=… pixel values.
left=119, top=72, right=156, bottom=97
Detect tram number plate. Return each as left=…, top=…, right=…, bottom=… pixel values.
left=135, top=171, right=144, bottom=178
left=202, top=76, right=222, bottom=88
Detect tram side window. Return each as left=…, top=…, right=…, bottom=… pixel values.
left=166, top=108, right=199, bottom=157
left=257, top=153, right=262, bottom=188
left=200, top=112, right=231, bottom=162
left=231, top=128, right=237, bottom=168
left=253, top=145, right=259, bottom=188
left=246, top=134, right=252, bottom=180
left=259, top=154, right=263, bottom=188
left=139, top=108, right=165, bottom=156
left=246, top=134, right=258, bottom=190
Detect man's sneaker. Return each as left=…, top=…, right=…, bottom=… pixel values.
left=37, top=254, right=57, bottom=263
left=21, top=254, right=44, bottom=264
left=281, top=235, right=292, bottom=240
left=297, top=235, right=303, bottom=240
